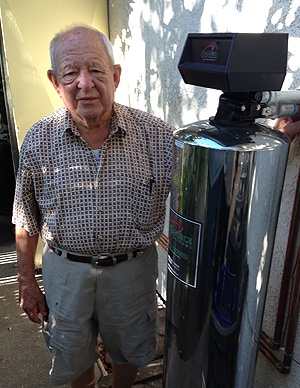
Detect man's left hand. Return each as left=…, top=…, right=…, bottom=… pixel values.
left=274, top=114, right=300, bottom=141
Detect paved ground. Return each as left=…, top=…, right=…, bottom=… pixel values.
left=0, top=214, right=67, bottom=387
left=0, top=215, right=163, bottom=387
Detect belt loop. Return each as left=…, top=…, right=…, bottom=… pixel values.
left=48, top=244, right=67, bottom=259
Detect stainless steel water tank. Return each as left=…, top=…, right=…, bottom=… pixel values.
left=163, top=120, right=290, bottom=387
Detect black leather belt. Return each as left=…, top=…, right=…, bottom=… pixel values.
left=48, top=244, right=144, bottom=267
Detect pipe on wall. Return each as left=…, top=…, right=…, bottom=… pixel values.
left=260, top=166, right=300, bottom=373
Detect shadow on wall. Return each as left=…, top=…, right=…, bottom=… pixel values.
left=265, top=1, right=300, bottom=89
left=109, top=0, right=300, bottom=129
left=140, top=0, right=207, bottom=126
left=109, top=0, right=209, bottom=128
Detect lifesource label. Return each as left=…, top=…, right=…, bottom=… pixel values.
left=168, top=208, right=202, bottom=288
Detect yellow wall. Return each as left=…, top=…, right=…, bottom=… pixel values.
left=0, top=0, right=108, bottom=145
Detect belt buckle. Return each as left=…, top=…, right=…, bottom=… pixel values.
left=91, top=253, right=110, bottom=268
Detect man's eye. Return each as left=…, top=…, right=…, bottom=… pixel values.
left=62, top=71, right=78, bottom=81
left=91, top=69, right=107, bottom=76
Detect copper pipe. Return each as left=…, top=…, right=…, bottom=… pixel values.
left=259, top=247, right=300, bottom=374
left=259, top=166, right=300, bottom=373
left=260, top=331, right=279, bottom=351
left=158, top=234, right=169, bottom=252
left=274, top=168, right=300, bottom=346
left=283, top=247, right=300, bottom=363
left=258, top=341, right=289, bottom=374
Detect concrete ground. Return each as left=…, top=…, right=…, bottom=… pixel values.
left=0, top=214, right=67, bottom=387
left=0, top=215, right=163, bottom=387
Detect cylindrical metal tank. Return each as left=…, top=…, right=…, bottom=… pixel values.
left=163, top=120, right=290, bottom=387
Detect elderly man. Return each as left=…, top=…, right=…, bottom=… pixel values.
left=13, top=25, right=173, bottom=387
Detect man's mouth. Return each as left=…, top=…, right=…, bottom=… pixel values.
left=78, top=97, right=98, bottom=103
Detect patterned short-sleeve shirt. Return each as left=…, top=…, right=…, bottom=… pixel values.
left=13, top=103, right=174, bottom=254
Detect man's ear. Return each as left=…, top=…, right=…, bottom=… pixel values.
left=47, top=70, right=61, bottom=95
left=113, top=64, right=122, bottom=90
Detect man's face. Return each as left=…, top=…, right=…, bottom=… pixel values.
left=48, top=29, right=121, bottom=126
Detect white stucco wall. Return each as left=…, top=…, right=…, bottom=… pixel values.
left=108, top=1, right=300, bottom=386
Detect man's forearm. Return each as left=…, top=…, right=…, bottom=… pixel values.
left=15, top=227, right=39, bottom=281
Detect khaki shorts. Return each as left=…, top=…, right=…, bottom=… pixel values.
left=42, top=244, right=158, bottom=385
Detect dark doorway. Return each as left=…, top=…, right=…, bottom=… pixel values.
left=0, top=23, right=18, bottom=247
left=0, top=79, right=15, bottom=218
left=0, top=74, right=15, bottom=246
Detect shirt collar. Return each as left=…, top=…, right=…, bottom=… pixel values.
left=110, top=102, right=127, bottom=136
left=58, top=107, right=78, bottom=138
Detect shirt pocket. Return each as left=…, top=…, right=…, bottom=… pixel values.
left=112, top=172, right=160, bottom=232
left=130, top=175, right=157, bottom=231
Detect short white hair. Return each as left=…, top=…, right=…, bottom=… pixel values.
left=49, top=25, right=115, bottom=73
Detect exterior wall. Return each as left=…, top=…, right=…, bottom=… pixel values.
left=108, top=1, right=300, bottom=386
left=0, top=0, right=108, bottom=146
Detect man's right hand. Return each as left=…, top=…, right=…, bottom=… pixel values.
left=15, top=228, right=48, bottom=324
left=18, top=278, right=48, bottom=323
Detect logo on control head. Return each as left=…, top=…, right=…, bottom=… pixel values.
left=201, top=42, right=218, bottom=61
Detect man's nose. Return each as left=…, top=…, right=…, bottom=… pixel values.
left=77, top=69, right=94, bottom=89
